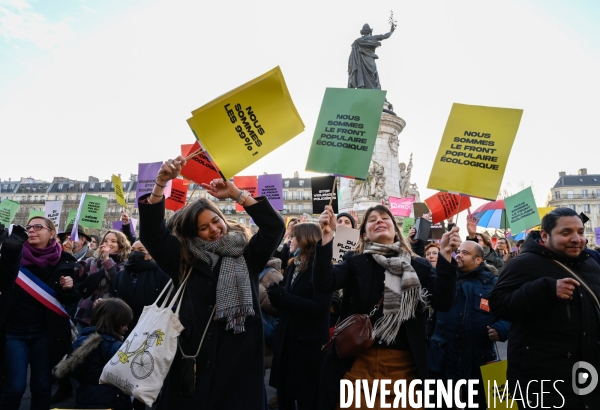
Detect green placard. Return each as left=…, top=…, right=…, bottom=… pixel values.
left=64, top=209, right=78, bottom=230
left=305, top=88, right=386, bottom=179
left=504, top=187, right=540, bottom=234
left=402, top=217, right=415, bottom=238
left=78, top=195, right=108, bottom=229
left=0, top=200, right=20, bottom=226
left=27, top=209, right=45, bottom=221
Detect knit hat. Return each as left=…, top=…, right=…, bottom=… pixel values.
left=336, top=212, right=356, bottom=229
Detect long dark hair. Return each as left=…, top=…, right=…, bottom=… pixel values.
left=288, top=223, right=322, bottom=272
left=91, top=298, right=133, bottom=341
left=354, top=205, right=414, bottom=256
left=169, top=198, right=251, bottom=279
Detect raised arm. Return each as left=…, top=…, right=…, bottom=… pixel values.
left=138, top=155, right=190, bottom=279
left=199, top=177, right=285, bottom=273
left=374, top=25, right=394, bottom=41
left=243, top=198, right=285, bottom=274
left=313, top=206, right=352, bottom=292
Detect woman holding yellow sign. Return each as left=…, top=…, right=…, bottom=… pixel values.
left=138, top=155, right=285, bottom=410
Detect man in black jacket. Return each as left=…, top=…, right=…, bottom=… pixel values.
left=489, top=208, right=600, bottom=409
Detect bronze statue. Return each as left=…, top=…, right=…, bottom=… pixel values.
left=348, top=19, right=395, bottom=90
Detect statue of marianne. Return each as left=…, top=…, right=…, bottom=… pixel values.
left=348, top=23, right=394, bottom=90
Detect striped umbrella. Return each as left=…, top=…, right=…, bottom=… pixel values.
left=472, top=199, right=509, bottom=229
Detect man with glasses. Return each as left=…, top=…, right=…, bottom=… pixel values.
left=495, top=237, right=515, bottom=263
left=429, top=239, right=510, bottom=409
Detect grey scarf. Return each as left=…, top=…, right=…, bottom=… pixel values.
left=188, top=232, right=254, bottom=333
left=73, top=244, right=89, bottom=261
left=364, top=241, right=428, bottom=345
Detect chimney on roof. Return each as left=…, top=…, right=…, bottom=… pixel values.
left=559, top=171, right=566, bottom=177
left=294, top=171, right=299, bottom=178
left=578, top=168, right=587, bottom=175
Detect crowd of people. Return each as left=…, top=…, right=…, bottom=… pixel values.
left=1, top=155, right=600, bottom=409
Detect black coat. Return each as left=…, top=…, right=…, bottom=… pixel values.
left=139, top=196, right=285, bottom=410
left=269, top=257, right=332, bottom=400
left=489, top=237, right=600, bottom=407
left=0, top=242, right=22, bottom=292
left=0, top=250, right=81, bottom=367
left=110, top=259, right=170, bottom=331
left=311, top=240, right=456, bottom=409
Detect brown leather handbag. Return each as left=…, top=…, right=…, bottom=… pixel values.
left=322, top=297, right=383, bottom=358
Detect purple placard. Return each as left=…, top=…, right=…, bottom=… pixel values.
left=595, top=227, right=600, bottom=244
left=112, top=218, right=138, bottom=233
left=258, top=174, right=283, bottom=211
left=137, top=162, right=162, bottom=207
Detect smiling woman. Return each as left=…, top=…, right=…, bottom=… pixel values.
left=74, top=229, right=131, bottom=332
left=137, top=155, right=285, bottom=409
left=312, top=204, right=461, bottom=409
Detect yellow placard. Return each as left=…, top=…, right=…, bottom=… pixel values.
left=480, top=360, right=515, bottom=408
left=187, top=66, right=304, bottom=179
left=427, top=103, right=523, bottom=200
left=537, top=206, right=555, bottom=220
left=111, top=174, right=127, bottom=208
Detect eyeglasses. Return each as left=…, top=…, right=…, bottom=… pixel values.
left=25, top=224, right=51, bottom=232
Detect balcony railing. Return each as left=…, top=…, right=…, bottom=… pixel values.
left=552, top=193, right=599, bottom=200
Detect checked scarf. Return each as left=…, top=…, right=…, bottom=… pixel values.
left=364, top=241, right=429, bottom=345
left=188, top=232, right=254, bottom=333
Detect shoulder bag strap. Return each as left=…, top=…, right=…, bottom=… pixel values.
left=178, top=304, right=216, bottom=359
left=553, top=260, right=600, bottom=311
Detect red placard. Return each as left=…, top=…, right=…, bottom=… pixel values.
left=180, top=142, right=222, bottom=185
left=233, top=176, right=258, bottom=212
left=424, top=192, right=471, bottom=224
left=165, top=178, right=188, bottom=211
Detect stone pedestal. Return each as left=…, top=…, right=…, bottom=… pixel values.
left=339, top=103, right=406, bottom=212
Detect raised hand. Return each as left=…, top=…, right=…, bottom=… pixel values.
left=157, top=156, right=187, bottom=183
left=201, top=179, right=238, bottom=200
left=2, top=225, right=29, bottom=249
left=121, top=210, right=130, bottom=225
left=319, top=205, right=337, bottom=245
left=440, top=226, right=461, bottom=262
left=99, top=243, right=110, bottom=261
left=407, top=227, right=417, bottom=244
left=466, top=212, right=479, bottom=238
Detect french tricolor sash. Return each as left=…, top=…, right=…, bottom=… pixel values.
left=16, top=267, right=70, bottom=318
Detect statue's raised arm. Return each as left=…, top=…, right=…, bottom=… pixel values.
left=347, top=23, right=395, bottom=90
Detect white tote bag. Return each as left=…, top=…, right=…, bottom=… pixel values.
left=100, top=274, right=188, bottom=406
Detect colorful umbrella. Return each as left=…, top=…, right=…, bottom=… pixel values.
left=472, top=199, right=508, bottom=229
left=513, top=231, right=528, bottom=240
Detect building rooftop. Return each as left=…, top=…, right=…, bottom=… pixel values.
left=553, top=174, right=600, bottom=188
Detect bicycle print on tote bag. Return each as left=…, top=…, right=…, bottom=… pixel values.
left=100, top=271, right=189, bottom=406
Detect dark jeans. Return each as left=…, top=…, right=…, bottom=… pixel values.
left=0, top=323, right=53, bottom=410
